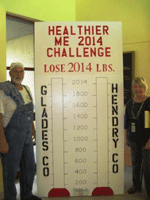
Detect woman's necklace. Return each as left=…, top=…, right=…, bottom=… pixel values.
left=131, top=100, right=145, bottom=120
left=131, top=100, right=145, bottom=132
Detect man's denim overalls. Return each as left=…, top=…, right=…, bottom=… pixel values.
left=0, top=81, right=35, bottom=200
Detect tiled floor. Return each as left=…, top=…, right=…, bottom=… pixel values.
left=15, top=166, right=148, bottom=200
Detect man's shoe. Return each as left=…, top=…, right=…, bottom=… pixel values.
left=127, top=185, right=141, bottom=194
left=24, top=195, right=42, bottom=200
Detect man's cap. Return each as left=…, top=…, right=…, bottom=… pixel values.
left=10, top=62, right=24, bottom=71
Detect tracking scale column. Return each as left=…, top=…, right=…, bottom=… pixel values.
left=92, top=77, right=113, bottom=196
left=49, top=78, right=70, bottom=197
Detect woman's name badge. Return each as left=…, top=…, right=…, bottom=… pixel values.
left=144, top=111, right=150, bottom=128
left=131, top=122, right=136, bottom=133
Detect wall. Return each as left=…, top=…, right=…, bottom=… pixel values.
left=75, top=0, right=150, bottom=82
left=75, top=0, right=150, bottom=42
left=0, top=0, right=75, bottom=21
left=0, top=5, right=6, bottom=81
left=0, top=5, right=6, bottom=199
left=7, top=34, right=34, bottom=67
left=123, top=41, right=150, bottom=83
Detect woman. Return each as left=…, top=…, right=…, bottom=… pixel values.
left=125, top=77, right=150, bottom=200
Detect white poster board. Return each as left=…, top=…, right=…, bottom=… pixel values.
left=34, top=22, right=124, bottom=197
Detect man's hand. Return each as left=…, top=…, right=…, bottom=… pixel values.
left=32, top=122, right=36, bottom=145
left=0, top=113, right=9, bottom=153
left=0, top=139, right=9, bottom=153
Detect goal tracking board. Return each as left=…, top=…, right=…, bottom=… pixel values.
left=34, top=21, right=124, bottom=197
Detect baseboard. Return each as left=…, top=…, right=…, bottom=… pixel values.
left=0, top=192, right=4, bottom=200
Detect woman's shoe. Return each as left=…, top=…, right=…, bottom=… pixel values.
left=127, top=185, right=140, bottom=194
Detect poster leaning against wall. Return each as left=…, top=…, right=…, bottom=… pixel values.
left=34, top=21, right=124, bottom=198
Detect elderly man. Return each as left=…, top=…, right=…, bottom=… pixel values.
left=0, top=62, right=41, bottom=200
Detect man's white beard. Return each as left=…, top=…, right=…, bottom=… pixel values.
left=13, top=77, right=23, bottom=84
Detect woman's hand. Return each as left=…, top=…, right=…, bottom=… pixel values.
left=125, top=129, right=130, bottom=146
left=126, top=140, right=130, bottom=147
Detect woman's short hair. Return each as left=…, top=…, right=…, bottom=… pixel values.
left=132, top=77, right=148, bottom=91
